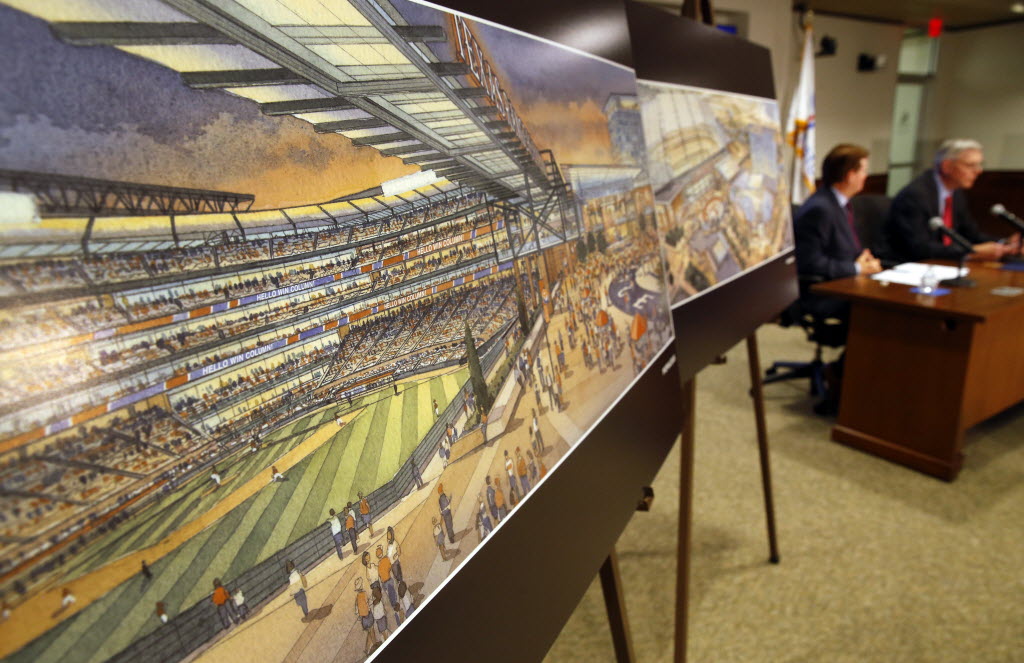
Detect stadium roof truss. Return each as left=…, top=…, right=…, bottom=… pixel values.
left=0, top=169, right=255, bottom=218
left=25, top=0, right=554, bottom=203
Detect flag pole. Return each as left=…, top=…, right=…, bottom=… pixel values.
left=785, top=10, right=816, bottom=205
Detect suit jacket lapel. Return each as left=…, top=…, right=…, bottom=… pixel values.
left=826, top=188, right=857, bottom=249
left=922, top=170, right=941, bottom=218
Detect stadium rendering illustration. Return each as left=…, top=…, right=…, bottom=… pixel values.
left=0, top=1, right=673, bottom=661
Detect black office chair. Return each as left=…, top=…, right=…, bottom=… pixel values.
left=764, top=276, right=848, bottom=399
left=765, top=195, right=891, bottom=400
left=851, top=193, right=895, bottom=266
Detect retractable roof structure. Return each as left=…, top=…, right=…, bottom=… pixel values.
left=21, top=0, right=556, bottom=202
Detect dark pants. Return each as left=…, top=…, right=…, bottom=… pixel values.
left=216, top=602, right=236, bottom=628
left=442, top=508, right=455, bottom=543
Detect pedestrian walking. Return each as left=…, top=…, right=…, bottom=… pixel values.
left=211, top=578, right=237, bottom=628
left=232, top=587, right=249, bottom=620
left=494, top=477, right=508, bottom=520
left=438, top=483, right=456, bottom=544
left=359, top=492, right=374, bottom=537
left=362, top=550, right=380, bottom=594
left=345, top=502, right=358, bottom=554
left=478, top=493, right=493, bottom=539
left=285, top=561, right=308, bottom=619
left=386, top=526, right=403, bottom=583
left=398, top=580, right=415, bottom=620
left=504, top=450, right=519, bottom=505
left=433, top=517, right=448, bottom=559
left=329, top=508, right=345, bottom=559
left=371, top=586, right=390, bottom=639
left=355, top=578, right=377, bottom=655
left=155, top=601, right=168, bottom=624
left=516, top=447, right=531, bottom=496
left=486, top=475, right=500, bottom=523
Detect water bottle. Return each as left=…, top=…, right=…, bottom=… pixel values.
left=920, top=266, right=939, bottom=294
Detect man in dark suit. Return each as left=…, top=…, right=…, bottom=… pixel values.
left=794, top=143, right=882, bottom=316
left=884, top=139, right=1018, bottom=262
left=793, top=144, right=881, bottom=414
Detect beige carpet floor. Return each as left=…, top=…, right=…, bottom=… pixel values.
left=544, top=324, right=1024, bottom=663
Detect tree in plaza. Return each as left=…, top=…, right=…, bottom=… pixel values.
left=587, top=230, right=597, bottom=255
left=596, top=229, right=608, bottom=253
left=514, top=282, right=530, bottom=336
left=464, top=321, right=492, bottom=411
left=576, top=236, right=588, bottom=263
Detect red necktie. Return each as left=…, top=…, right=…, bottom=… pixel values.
left=942, top=195, right=953, bottom=247
left=844, top=202, right=861, bottom=251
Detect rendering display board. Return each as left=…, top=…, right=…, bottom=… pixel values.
left=625, top=1, right=799, bottom=381
left=640, top=83, right=792, bottom=305
left=0, top=2, right=681, bottom=662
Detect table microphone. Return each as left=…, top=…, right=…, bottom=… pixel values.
left=991, top=204, right=1024, bottom=233
left=928, top=216, right=973, bottom=252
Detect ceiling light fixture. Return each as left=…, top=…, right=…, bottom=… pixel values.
left=1011, top=2, right=1024, bottom=14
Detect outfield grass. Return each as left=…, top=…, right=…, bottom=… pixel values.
left=11, top=368, right=467, bottom=663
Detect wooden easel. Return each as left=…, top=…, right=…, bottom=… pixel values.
left=592, top=0, right=783, bottom=659
left=597, top=333, right=780, bottom=663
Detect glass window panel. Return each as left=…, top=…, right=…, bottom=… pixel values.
left=897, top=33, right=938, bottom=75
left=118, top=44, right=276, bottom=72
left=223, top=85, right=329, bottom=104
left=889, top=83, right=924, bottom=165
left=7, top=0, right=191, bottom=22
left=234, top=0, right=371, bottom=27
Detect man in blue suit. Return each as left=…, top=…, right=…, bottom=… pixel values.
left=794, top=144, right=882, bottom=310
left=792, top=144, right=881, bottom=414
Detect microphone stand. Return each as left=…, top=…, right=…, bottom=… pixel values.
left=939, top=252, right=976, bottom=288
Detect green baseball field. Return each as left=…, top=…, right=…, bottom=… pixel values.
left=9, top=367, right=467, bottom=663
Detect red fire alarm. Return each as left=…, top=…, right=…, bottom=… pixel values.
left=928, top=17, right=943, bottom=37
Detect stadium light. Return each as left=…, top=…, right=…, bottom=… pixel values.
left=0, top=192, right=41, bottom=224
left=381, top=170, right=440, bottom=196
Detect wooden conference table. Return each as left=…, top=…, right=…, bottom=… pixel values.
left=813, top=262, right=1024, bottom=481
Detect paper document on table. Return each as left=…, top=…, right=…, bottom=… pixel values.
left=871, top=262, right=969, bottom=286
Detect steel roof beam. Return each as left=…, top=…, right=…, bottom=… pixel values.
left=351, top=131, right=414, bottom=146
left=401, top=152, right=446, bottom=164
left=184, top=68, right=437, bottom=96
left=182, top=68, right=305, bottom=88
left=51, top=21, right=230, bottom=46
left=165, top=0, right=541, bottom=194
left=454, top=87, right=490, bottom=99
left=393, top=25, right=447, bottom=42
left=314, top=118, right=390, bottom=133
left=427, top=62, right=471, bottom=76
left=450, top=144, right=500, bottom=157
left=380, top=144, right=433, bottom=157
left=260, top=97, right=356, bottom=115
left=279, top=25, right=445, bottom=44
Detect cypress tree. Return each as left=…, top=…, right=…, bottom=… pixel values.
left=464, top=321, right=491, bottom=411
left=514, top=283, right=530, bottom=336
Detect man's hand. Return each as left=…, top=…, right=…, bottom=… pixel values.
left=1003, top=233, right=1021, bottom=256
left=855, top=249, right=883, bottom=275
left=970, top=241, right=1008, bottom=261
